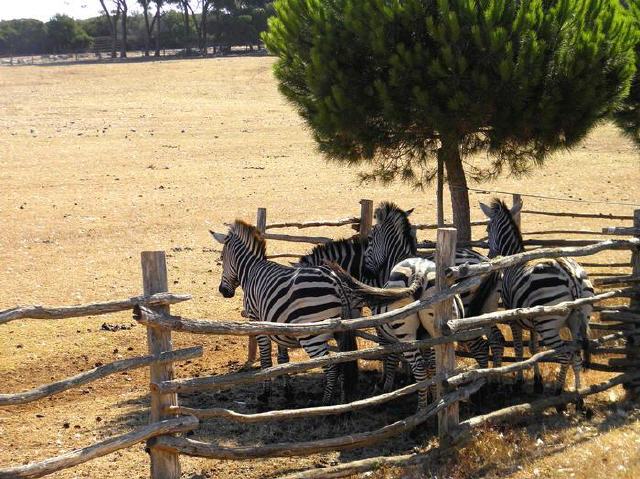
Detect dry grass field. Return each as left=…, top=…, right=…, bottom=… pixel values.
left=0, top=56, right=639, bottom=479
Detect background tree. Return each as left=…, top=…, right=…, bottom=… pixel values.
left=153, top=0, right=164, bottom=56
left=615, top=1, right=640, bottom=148
left=264, top=0, right=637, bottom=241
left=98, top=0, right=121, bottom=57
left=120, top=0, right=129, bottom=58
left=0, top=19, right=46, bottom=56
left=46, top=14, right=91, bottom=53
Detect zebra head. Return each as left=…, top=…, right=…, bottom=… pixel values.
left=479, top=199, right=523, bottom=258
left=363, top=202, right=416, bottom=278
left=210, top=221, right=267, bottom=298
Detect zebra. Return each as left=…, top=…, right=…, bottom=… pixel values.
left=374, top=256, right=465, bottom=407
left=297, top=235, right=435, bottom=393
left=478, top=199, right=594, bottom=401
left=210, top=220, right=423, bottom=405
left=362, top=202, right=505, bottom=381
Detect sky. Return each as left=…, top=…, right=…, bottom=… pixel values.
left=0, top=1, right=117, bottom=22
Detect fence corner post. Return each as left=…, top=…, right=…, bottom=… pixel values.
left=359, top=199, right=374, bottom=239
left=141, top=251, right=181, bottom=479
left=625, top=209, right=640, bottom=395
left=435, top=228, right=459, bottom=442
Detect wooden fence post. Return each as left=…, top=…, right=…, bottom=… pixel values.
left=512, top=194, right=523, bottom=229
left=434, top=228, right=459, bottom=441
left=245, top=208, right=267, bottom=365
left=359, top=199, right=373, bottom=238
left=142, top=251, right=181, bottom=479
left=626, top=209, right=640, bottom=394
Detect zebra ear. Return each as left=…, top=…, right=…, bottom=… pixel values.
left=479, top=202, right=493, bottom=218
left=405, top=208, right=415, bottom=216
left=210, top=230, right=227, bottom=244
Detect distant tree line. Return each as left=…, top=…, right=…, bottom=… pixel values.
left=0, top=1, right=273, bottom=58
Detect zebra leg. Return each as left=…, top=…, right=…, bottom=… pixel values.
left=511, top=324, right=524, bottom=391
left=489, top=326, right=505, bottom=369
left=402, top=348, right=430, bottom=410
left=375, top=326, right=400, bottom=393
left=572, top=349, right=586, bottom=411
left=257, top=335, right=273, bottom=403
left=299, top=336, right=336, bottom=405
left=277, top=345, right=293, bottom=401
left=536, top=329, right=571, bottom=412
left=422, top=347, right=437, bottom=402
left=464, top=337, right=489, bottom=368
left=530, top=330, right=544, bottom=394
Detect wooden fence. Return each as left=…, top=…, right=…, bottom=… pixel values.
left=1, top=199, right=639, bottom=478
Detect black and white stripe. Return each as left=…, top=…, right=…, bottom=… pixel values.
left=212, top=221, right=422, bottom=404
left=479, top=199, right=594, bottom=396
left=363, top=202, right=504, bottom=373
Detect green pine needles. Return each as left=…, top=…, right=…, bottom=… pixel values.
left=263, top=0, right=637, bottom=239
left=614, top=1, right=640, bottom=147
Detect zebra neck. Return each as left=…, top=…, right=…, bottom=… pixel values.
left=381, top=248, right=412, bottom=281
left=234, top=248, right=264, bottom=290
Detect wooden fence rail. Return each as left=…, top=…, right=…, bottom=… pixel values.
left=153, top=381, right=484, bottom=460
left=447, top=238, right=640, bottom=280
left=2, top=199, right=639, bottom=479
left=0, top=292, right=191, bottom=325
left=0, top=346, right=202, bottom=406
left=133, top=274, right=483, bottom=337
left=0, top=417, right=199, bottom=479
left=153, top=328, right=490, bottom=394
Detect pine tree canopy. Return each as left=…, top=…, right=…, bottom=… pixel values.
left=614, top=0, right=640, bottom=148
left=263, top=0, right=637, bottom=184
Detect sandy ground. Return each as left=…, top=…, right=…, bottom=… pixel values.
left=0, top=56, right=639, bottom=479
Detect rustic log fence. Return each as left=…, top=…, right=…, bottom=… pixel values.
left=1, top=198, right=639, bottom=478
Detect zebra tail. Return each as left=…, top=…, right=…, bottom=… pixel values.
left=324, top=262, right=423, bottom=308
left=335, top=330, right=359, bottom=402
left=465, top=271, right=500, bottom=318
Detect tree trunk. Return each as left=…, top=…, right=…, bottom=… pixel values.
left=154, top=4, right=161, bottom=57
left=98, top=0, right=117, bottom=59
left=182, top=1, right=191, bottom=55
left=120, top=1, right=128, bottom=58
left=142, top=3, right=151, bottom=57
left=436, top=152, right=444, bottom=227
left=440, top=137, right=471, bottom=243
left=201, top=5, right=208, bottom=55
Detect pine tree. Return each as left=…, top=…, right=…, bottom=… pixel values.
left=615, top=1, right=640, bottom=148
left=263, top=0, right=637, bottom=241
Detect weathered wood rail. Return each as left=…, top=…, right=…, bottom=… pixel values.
left=2, top=198, right=639, bottom=479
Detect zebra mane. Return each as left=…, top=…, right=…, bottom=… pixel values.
left=374, top=201, right=415, bottom=247
left=490, top=198, right=524, bottom=243
left=228, top=220, right=267, bottom=258
left=305, top=236, right=366, bottom=257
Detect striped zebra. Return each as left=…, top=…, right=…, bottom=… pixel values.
left=363, top=202, right=505, bottom=376
left=298, top=236, right=436, bottom=393
left=375, top=256, right=465, bottom=407
left=301, top=237, right=466, bottom=407
left=479, top=199, right=594, bottom=399
left=211, top=220, right=423, bottom=405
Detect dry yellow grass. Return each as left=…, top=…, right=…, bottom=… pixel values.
left=0, top=56, right=639, bottom=479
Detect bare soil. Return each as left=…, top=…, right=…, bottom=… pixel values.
left=0, top=56, right=639, bottom=479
